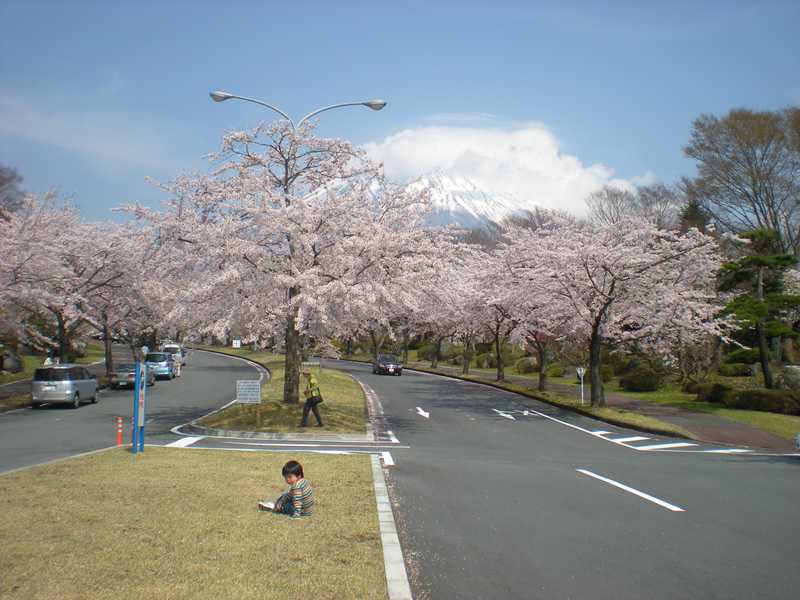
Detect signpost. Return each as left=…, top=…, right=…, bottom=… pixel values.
left=236, top=380, right=261, bottom=404
left=576, top=366, right=586, bottom=406
left=131, top=346, right=149, bottom=454
left=232, top=339, right=241, bottom=349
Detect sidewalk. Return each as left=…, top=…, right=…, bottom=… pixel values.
left=413, top=363, right=796, bottom=452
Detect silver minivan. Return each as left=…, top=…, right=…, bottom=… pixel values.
left=31, top=364, right=98, bottom=409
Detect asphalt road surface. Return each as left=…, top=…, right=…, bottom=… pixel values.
left=0, top=349, right=255, bottom=473
left=328, top=360, right=800, bottom=600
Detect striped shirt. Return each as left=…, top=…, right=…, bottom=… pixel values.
left=289, top=478, right=314, bottom=517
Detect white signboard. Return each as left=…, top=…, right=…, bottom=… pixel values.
left=232, top=339, right=241, bottom=349
left=236, top=380, right=261, bottom=404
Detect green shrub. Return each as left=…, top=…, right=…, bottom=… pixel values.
left=417, top=344, right=436, bottom=361
left=682, top=381, right=700, bottom=394
left=619, top=366, right=664, bottom=392
left=516, top=357, right=537, bottom=374
left=474, top=353, right=493, bottom=369
left=546, top=365, right=565, bottom=377
left=723, top=389, right=800, bottom=415
left=695, top=383, right=735, bottom=404
left=612, top=356, right=640, bottom=376
left=725, top=348, right=759, bottom=364
left=718, top=363, right=753, bottom=377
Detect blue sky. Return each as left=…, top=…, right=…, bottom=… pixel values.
left=1, top=0, right=798, bottom=218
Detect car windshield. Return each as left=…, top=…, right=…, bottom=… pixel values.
left=145, top=353, right=169, bottom=362
left=115, top=363, right=136, bottom=371
left=163, top=346, right=180, bottom=353
left=379, top=355, right=399, bottom=363
left=34, top=368, right=70, bottom=381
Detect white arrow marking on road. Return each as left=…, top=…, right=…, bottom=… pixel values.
left=381, top=451, right=395, bottom=466
left=416, top=407, right=430, bottom=419
left=493, top=409, right=516, bottom=420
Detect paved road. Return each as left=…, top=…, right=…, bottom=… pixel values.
left=326, top=361, right=800, bottom=600
left=0, top=349, right=255, bottom=473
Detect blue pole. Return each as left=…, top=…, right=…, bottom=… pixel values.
left=138, top=364, right=146, bottom=452
left=131, top=361, right=141, bottom=454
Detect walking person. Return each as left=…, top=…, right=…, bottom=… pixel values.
left=299, top=366, right=324, bottom=427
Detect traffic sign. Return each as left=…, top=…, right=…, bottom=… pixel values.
left=236, top=380, right=261, bottom=404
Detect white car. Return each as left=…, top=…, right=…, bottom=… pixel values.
left=161, top=344, right=186, bottom=368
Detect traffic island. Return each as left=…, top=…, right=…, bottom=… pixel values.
left=0, top=447, right=388, bottom=600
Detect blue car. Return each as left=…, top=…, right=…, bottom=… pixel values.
left=145, top=352, right=176, bottom=380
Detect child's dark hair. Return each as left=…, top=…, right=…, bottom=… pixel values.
left=282, top=460, right=304, bottom=478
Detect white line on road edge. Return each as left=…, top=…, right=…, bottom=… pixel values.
left=613, top=436, right=650, bottom=443
left=0, top=445, right=118, bottom=477
left=371, top=454, right=413, bottom=600
left=416, top=406, right=430, bottom=419
left=635, top=442, right=698, bottom=451
left=381, top=451, right=395, bottom=466
left=576, top=469, right=685, bottom=512
left=223, top=440, right=410, bottom=449
left=166, top=436, right=205, bottom=448
left=593, top=430, right=613, bottom=435
left=493, top=408, right=516, bottom=420
left=387, top=430, right=399, bottom=444
left=703, top=448, right=753, bottom=453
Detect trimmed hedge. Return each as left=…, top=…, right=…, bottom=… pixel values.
left=546, top=365, right=566, bottom=377
left=516, top=357, right=537, bottom=374
left=722, top=389, right=800, bottom=415
left=718, top=363, right=753, bottom=377
left=725, top=348, right=759, bottom=364
left=695, top=383, right=735, bottom=404
left=619, top=366, right=664, bottom=392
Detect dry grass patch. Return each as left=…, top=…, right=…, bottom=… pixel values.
left=198, top=350, right=366, bottom=434
left=0, top=447, right=387, bottom=600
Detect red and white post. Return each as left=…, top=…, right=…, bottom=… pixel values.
left=116, top=416, right=123, bottom=447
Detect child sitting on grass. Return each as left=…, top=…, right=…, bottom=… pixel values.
left=258, top=460, right=314, bottom=518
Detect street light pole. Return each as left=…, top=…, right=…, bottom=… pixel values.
left=209, top=90, right=386, bottom=129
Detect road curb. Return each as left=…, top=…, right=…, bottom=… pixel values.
left=371, top=454, right=413, bottom=600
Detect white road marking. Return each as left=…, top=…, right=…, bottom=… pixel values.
left=613, top=436, right=650, bottom=443
left=166, top=436, right=204, bottom=448
left=576, top=469, right=685, bottom=512
left=493, top=408, right=516, bottom=420
left=416, top=406, right=430, bottom=419
left=636, top=442, right=698, bottom=451
left=593, top=430, right=613, bottom=435
left=381, top=451, right=395, bottom=466
left=387, top=430, right=399, bottom=444
left=223, top=440, right=410, bottom=449
left=703, top=448, right=753, bottom=454
left=315, top=450, right=354, bottom=455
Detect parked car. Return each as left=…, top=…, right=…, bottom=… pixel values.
left=145, top=352, right=176, bottom=380
left=373, top=354, right=403, bottom=376
left=31, top=364, right=98, bottom=409
left=161, top=343, right=186, bottom=366
left=109, top=363, right=155, bottom=389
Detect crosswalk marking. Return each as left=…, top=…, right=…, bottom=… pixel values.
left=166, top=436, right=204, bottom=448
left=593, top=430, right=613, bottom=435
left=613, top=436, right=650, bottom=443
left=635, top=442, right=697, bottom=451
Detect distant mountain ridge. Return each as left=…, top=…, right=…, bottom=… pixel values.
left=405, top=171, right=527, bottom=227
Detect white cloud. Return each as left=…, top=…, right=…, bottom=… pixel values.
left=363, top=124, right=637, bottom=216
left=0, top=92, right=192, bottom=172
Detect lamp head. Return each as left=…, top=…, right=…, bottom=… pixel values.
left=363, top=99, right=387, bottom=111
left=209, top=90, right=234, bottom=102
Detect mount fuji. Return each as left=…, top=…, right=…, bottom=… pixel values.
left=405, top=171, right=529, bottom=227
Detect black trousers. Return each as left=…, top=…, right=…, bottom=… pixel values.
left=301, top=397, right=323, bottom=426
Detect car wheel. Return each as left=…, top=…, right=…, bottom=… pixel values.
left=31, top=402, right=41, bottom=409
left=91, top=392, right=98, bottom=404
left=71, top=393, right=80, bottom=409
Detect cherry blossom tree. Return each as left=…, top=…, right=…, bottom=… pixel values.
left=504, top=219, right=724, bottom=406
left=125, top=121, right=448, bottom=403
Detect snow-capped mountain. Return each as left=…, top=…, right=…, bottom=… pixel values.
left=405, top=171, right=526, bottom=227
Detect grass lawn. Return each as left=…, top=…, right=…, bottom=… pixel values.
left=197, top=347, right=367, bottom=434
left=0, top=393, right=31, bottom=412
left=0, top=447, right=387, bottom=600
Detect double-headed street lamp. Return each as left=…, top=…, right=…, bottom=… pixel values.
left=209, top=90, right=386, bottom=129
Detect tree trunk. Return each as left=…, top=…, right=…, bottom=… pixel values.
left=402, top=336, right=409, bottom=364
left=431, top=337, right=442, bottom=369
left=494, top=334, right=505, bottom=381
left=369, top=330, right=381, bottom=362
left=55, top=311, right=69, bottom=362
left=345, top=338, right=353, bottom=357
left=462, top=337, right=472, bottom=374
left=589, top=323, right=605, bottom=406
left=537, top=345, right=548, bottom=392
left=102, top=312, right=113, bottom=378
left=282, top=292, right=301, bottom=404
left=756, top=267, right=775, bottom=389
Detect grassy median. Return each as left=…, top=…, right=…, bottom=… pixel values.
left=197, top=347, right=367, bottom=434
left=0, top=447, right=387, bottom=600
